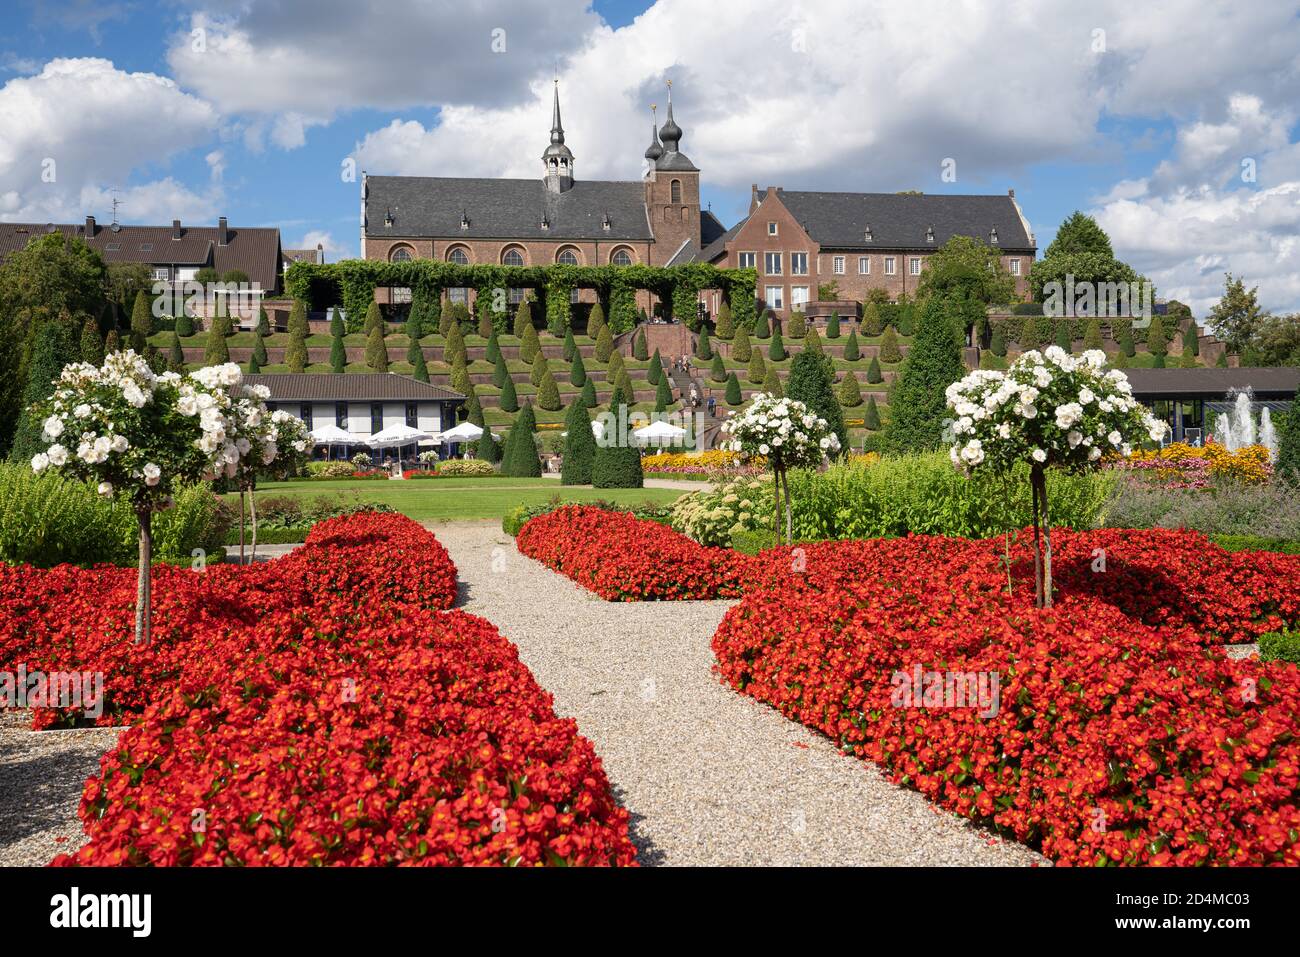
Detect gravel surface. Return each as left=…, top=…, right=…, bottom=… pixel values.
left=0, top=712, right=120, bottom=866
left=436, top=521, right=1044, bottom=867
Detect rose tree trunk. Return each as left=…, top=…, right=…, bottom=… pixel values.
left=134, top=506, right=153, bottom=646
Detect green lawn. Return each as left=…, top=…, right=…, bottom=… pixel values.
left=242, top=478, right=685, bottom=522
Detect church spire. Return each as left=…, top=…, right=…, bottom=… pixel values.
left=644, top=104, right=664, bottom=162
left=658, top=79, right=682, bottom=152
left=541, top=78, right=574, bottom=193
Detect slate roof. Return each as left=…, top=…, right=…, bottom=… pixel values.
left=1121, top=367, right=1300, bottom=398
left=365, top=175, right=654, bottom=242
left=663, top=210, right=730, bottom=265
left=0, top=220, right=283, bottom=291
left=756, top=189, right=1036, bottom=252
left=245, top=373, right=464, bottom=402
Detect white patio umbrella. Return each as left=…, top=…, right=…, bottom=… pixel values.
left=633, top=420, right=688, bottom=447
left=367, top=424, right=437, bottom=466
left=438, top=421, right=484, bottom=442
left=309, top=423, right=354, bottom=460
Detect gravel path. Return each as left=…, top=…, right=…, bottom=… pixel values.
left=436, top=521, right=1044, bottom=867
left=0, top=712, right=119, bottom=866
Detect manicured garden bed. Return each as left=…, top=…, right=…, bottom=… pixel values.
left=2, top=513, right=635, bottom=866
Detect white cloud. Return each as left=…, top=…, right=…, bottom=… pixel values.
left=294, top=229, right=351, bottom=262
left=0, top=58, right=218, bottom=223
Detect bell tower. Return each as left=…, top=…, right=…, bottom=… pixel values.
left=644, top=80, right=700, bottom=264
left=542, top=80, right=574, bottom=194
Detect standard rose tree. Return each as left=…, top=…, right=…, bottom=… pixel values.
left=945, top=346, right=1166, bottom=606
left=721, top=393, right=841, bottom=546
left=228, top=383, right=312, bottom=561
left=30, top=353, right=271, bottom=644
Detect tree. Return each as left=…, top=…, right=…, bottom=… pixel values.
left=580, top=378, right=597, bottom=408
left=537, top=365, right=562, bottom=411
left=647, top=348, right=663, bottom=385
left=755, top=310, right=772, bottom=339
left=1206, top=273, right=1264, bottom=356
left=366, top=323, right=389, bottom=371
left=167, top=332, right=187, bottom=372
left=444, top=320, right=467, bottom=365
left=591, top=385, right=642, bottom=488
left=585, top=301, right=605, bottom=340
left=787, top=311, right=806, bottom=339
left=412, top=348, right=429, bottom=382
left=330, top=322, right=347, bottom=373
left=9, top=314, right=79, bottom=462
left=826, top=312, right=841, bottom=339
left=563, top=328, right=578, bottom=362
left=991, top=324, right=1008, bottom=357
left=804, top=328, right=824, bottom=356
left=500, top=374, right=519, bottom=413
left=710, top=353, right=727, bottom=382
left=513, top=299, right=532, bottom=338
left=1243, top=314, right=1300, bottom=367
left=879, top=326, right=902, bottom=363
left=203, top=314, right=230, bottom=365
left=175, top=313, right=195, bottom=338
left=747, top=349, right=767, bottom=384
left=863, top=394, right=882, bottom=430
left=363, top=300, right=382, bottom=337
left=715, top=300, right=734, bottom=340
left=769, top=326, right=786, bottom=361
left=529, top=351, right=547, bottom=387
left=654, top=375, right=672, bottom=413
left=724, top=371, right=742, bottom=405
left=450, top=352, right=472, bottom=395
left=1055, top=319, right=1073, bottom=353
left=838, top=370, right=863, bottom=407
left=884, top=293, right=965, bottom=452
left=1147, top=315, right=1168, bottom=357
left=1182, top=320, right=1200, bottom=357
left=1083, top=319, right=1104, bottom=351
left=493, top=351, right=510, bottom=388
left=570, top=351, right=588, bottom=387
left=256, top=305, right=271, bottom=337
left=284, top=318, right=308, bottom=373
left=696, top=326, right=713, bottom=360
left=129, top=290, right=153, bottom=351
left=80, top=316, right=104, bottom=365
left=916, top=234, right=1016, bottom=305
left=896, top=299, right=916, bottom=336
left=0, top=231, right=107, bottom=321
left=478, top=302, right=494, bottom=339
left=1030, top=212, right=1145, bottom=304
left=288, top=299, right=310, bottom=340
left=500, top=403, right=542, bottom=477
left=1276, top=390, right=1300, bottom=485
left=1117, top=320, right=1135, bottom=357
left=329, top=306, right=344, bottom=338
left=561, top=398, right=596, bottom=484
left=633, top=327, right=649, bottom=360
left=732, top=327, right=752, bottom=363
left=252, top=329, right=268, bottom=368
left=787, top=349, right=848, bottom=455
left=406, top=310, right=424, bottom=364
left=866, top=356, right=883, bottom=384
left=761, top=365, right=782, bottom=397
left=862, top=301, right=885, bottom=336
left=475, top=426, right=501, bottom=463
left=843, top=328, right=861, bottom=362
left=594, top=325, right=614, bottom=362
left=486, top=326, right=502, bottom=364
left=464, top=385, right=485, bottom=428
left=104, top=329, right=121, bottom=355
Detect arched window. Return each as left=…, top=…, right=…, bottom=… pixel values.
left=446, top=246, right=470, bottom=265
left=502, top=248, right=524, bottom=267
left=670, top=179, right=682, bottom=204
left=389, top=245, right=413, bottom=262
left=611, top=248, right=633, bottom=266
left=389, top=246, right=413, bottom=302
left=556, top=247, right=580, bottom=266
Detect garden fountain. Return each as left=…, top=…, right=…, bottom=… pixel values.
left=1213, top=387, right=1279, bottom=460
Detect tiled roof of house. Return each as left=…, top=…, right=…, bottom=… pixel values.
left=758, top=189, right=1036, bottom=252
left=245, top=373, right=465, bottom=402
left=0, top=219, right=283, bottom=291
left=1121, top=367, right=1300, bottom=398
left=364, top=175, right=654, bottom=242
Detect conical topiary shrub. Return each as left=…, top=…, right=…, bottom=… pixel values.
left=862, top=301, right=884, bottom=336
left=826, top=312, right=841, bottom=339
left=866, top=355, right=883, bottom=384
left=594, top=325, right=614, bottom=362
left=804, top=328, right=823, bottom=356
left=501, top=403, right=542, bottom=477
left=710, top=353, right=727, bottom=382
left=493, top=351, right=510, bottom=388
left=762, top=365, right=782, bottom=397
left=864, top=394, right=882, bottom=430
left=838, top=369, right=862, bottom=407
left=732, top=327, right=752, bottom=363
left=769, top=326, right=786, bottom=361
left=715, top=300, right=734, bottom=340
left=499, top=375, right=519, bottom=413
left=366, top=324, right=390, bottom=371
left=990, top=324, right=1007, bottom=357
left=537, top=365, right=562, bottom=411
left=647, top=348, right=663, bottom=385
left=580, top=378, right=597, bottom=408
left=513, top=300, right=532, bottom=338
left=696, top=327, right=713, bottom=360
left=755, top=310, right=772, bottom=339
left=475, top=427, right=501, bottom=464
left=591, top=385, right=643, bottom=488
left=880, top=326, right=902, bottom=363
left=788, top=311, right=806, bottom=339
left=561, top=398, right=596, bottom=485
left=747, top=349, right=766, bottom=384
left=570, top=351, right=587, bottom=387
left=633, top=327, right=649, bottom=360
left=724, top=372, right=742, bottom=405
left=844, top=328, right=860, bottom=361
left=655, top=375, right=672, bottom=412
left=412, top=349, right=429, bottom=382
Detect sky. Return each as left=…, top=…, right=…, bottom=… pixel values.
left=2, top=0, right=1299, bottom=316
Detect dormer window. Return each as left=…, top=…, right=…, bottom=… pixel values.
left=460, top=211, right=470, bottom=230
left=989, top=227, right=999, bottom=245
left=602, top=212, right=612, bottom=231
left=926, top=226, right=935, bottom=243
left=863, top=225, right=873, bottom=243
left=384, top=208, right=393, bottom=228
left=540, top=214, right=549, bottom=230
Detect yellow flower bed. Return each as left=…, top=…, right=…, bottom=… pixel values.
left=1125, top=441, right=1272, bottom=485
left=642, top=450, right=765, bottom=472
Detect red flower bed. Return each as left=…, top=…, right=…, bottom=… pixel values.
left=2, top=513, right=634, bottom=866
left=712, top=535, right=1300, bottom=866
left=516, top=505, right=747, bottom=601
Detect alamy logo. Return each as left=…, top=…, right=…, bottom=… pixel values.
left=890, top=664, right=1001, bottom=718
left=49, top=887, right=151, bottom=937
left=1, top=665, right=103, bottom=718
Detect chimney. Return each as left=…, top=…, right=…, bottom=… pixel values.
left=316, top=242, right=324, bottom=264
left=750, top=183, right=759, bottom=213
left=85, top=215, right=95, bottom=236
left=1008, top=188, right=1015, bottom=198
left=172, top=219, right=182, bottom=240
left=217, top=216, right=229, bottom=246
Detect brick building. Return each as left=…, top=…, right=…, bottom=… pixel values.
left=361, top=82, right=725, bottom=315
left=697, top=187, right=1037, bottom=320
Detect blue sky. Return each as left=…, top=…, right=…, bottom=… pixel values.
left=2, top=0, right=1299, bottom=315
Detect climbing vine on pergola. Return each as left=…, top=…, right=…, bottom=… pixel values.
left=284, top=260, right=757, bottom=336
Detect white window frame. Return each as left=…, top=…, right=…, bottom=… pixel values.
left=790, top=251, right=808, bottom=275
left=833, top=255, right=846, bottom=275
left=151, top=266, right=169, bottom=281
left=391, top=287, right=412, bottom=304
left=1010, top=258, right=1021, bottom=276
left=448, top=287, right=468, bottom=304
left=858, top=256, right=870, bottom=275
left=909, top=257, right=922, bottom=276
left=738, top=251, right=756, bottom=269
left=767, top=222, right=778, bottom=236
left=790, top=286, right=810, bottom=309
left=884, top=257, right=896, bottom=276
left=764, top=285, right=784, bottom=310
left=764, top=252, right=782, bottom=276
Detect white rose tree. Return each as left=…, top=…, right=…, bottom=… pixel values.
left=721, top=393, right=841, bottom=546
left=228, top=384, right=312, bottom=561
left=945, top=346, right=1166, bottom=607
left=30, top=353, right=268, bottom=644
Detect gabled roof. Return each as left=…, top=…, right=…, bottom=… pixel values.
left=365, top=175, right=654, bottom=242
left=1121, top=367, right=1300, bottom=398
left=0, top=220, right=283, bottom=290
left=664, top=209, right=731, bottom=265
left=246, top=373, right=464, bottom=402
left=700, top=218, right=745, bottom=263
left=758, top=189, right=1036, bottom=252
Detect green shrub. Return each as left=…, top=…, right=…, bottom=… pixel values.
left=826, top=312, right=841, bottom=339
left=591, top=386, right=643, bottom=488
left=747, top=349, right=766, bottom=384
left=500, top=403, right=542, bottom=477
left=633, top=327, right=649, bottom=361
left=647, top=348, right=663, bottom=385
left=594, top=325, right=614, bottom=362
left=838, top=370, right=863, bottom=407
left=437, top=459, right=497, bottom=477
left=883, top=293, right=964, bottom=452
left=725, top=372, right=742, bottom=405
left=863, top=395, right=882, bottom=430
left=879, top=326, right=902, bottom=363
left=696, top=327, right=713, bottom=360
left=175, top=313, right=195, bottom=338
left=715, top=301, right=734, bottom=340
left=862, top=301, right=884, bottom=336
left=0, top=464, right=130, bottom=566
left=990, top=323, right=1008, bottom=357
left=866, top=356, right=883, bottom=383
left=761, top=365, right=782, bottom=397
left=754, top=310, right=771, bottom=339
left=769, top=327, right=786, bottom=361
left=561, top=398, right=596, bottom=485
left=843, top=329, right=860, bottom=361
left=788, top=311, right=806, bottom=338
left=732, top=328, right=752, bottom=364
left=499, top=375, right=519, bottom=412
left=1207, top=534, right=1300, bottom=554
left=537, top=366, right=561, bottom=411
left=710, top=353, right=727, bottom=382
left=1259, top=629, right=1300, bottom=664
